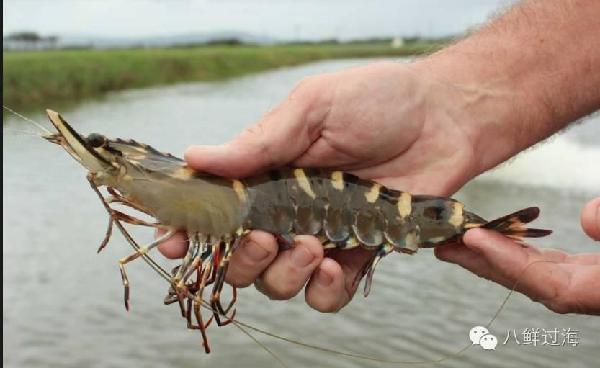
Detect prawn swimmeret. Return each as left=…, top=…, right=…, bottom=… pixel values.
left=39, top=109, right=551, bottom=353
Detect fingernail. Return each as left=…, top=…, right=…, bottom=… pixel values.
left=291, top=246, right=314, bottom=267
left=243, top=241, right=269, bottom=262
left=316, top=269, right=333, bottom=287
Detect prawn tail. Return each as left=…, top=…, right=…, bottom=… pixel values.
left=481, top=207, right=552, bottom=241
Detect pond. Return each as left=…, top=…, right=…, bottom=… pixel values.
left=3, top=58, right=599, bottom=368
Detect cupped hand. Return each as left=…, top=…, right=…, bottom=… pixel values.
left=435, top=197, right=600, bottom=315
left=158, top=61, right=484, bottom=312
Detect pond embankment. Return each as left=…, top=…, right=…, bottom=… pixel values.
left=3, top=41, right=444, bottom=112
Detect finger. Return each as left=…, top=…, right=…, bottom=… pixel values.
left=462, top=229, right=530, bottom=278
left=157, top=231, right=188, bottom=259
left=225, top=230, right=278, bottom=288
left=304, top=247, right=372, bottom=312
left=462, top=229, right=568, bottom=302
left=305, top=258, right=346, bottom=312
left=255, top=235, right=323, bottom=300
left=564, top=252, right=600, bottom=265
left=581, top=197, right=600, bottom=241
left=434, top=243, right=493, bottom=278
left=184, top=78, right=331, bottom=178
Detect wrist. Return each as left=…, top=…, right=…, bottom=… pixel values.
left=409, top=0, right=600, bottom=176
left=408, top=58, right=526, bottom=178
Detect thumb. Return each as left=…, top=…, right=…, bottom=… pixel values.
left=581, top=197, right=600, bottom=241
left=462, top=228, right=531, bottom=280
left=184, top=79, right=331, bottom=178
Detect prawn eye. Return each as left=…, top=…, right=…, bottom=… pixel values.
left=87, top=133, right=106, bottom=148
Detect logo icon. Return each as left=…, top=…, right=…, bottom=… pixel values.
left=469, top=326, right=498, bottom=351
left=479, top=333, right=498, bottom=350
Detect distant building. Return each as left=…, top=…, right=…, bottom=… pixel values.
left=391, top=37, right=405, bottom=49
left=3, top=32, right=59, bottom=50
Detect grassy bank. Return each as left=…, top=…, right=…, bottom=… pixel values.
left=3, top=41, right=444, bottom=112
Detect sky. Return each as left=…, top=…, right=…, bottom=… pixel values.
left=3, top=0, right=515, bottom=41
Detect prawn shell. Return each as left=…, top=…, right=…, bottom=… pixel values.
left=286, top=168, right=325, bottom=235
left=323, top=171, right=354, bottom=242
left=276, top=169, right=428, bottom=250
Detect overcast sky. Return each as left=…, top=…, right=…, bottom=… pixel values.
left=3, top=0, right=516, bottom=41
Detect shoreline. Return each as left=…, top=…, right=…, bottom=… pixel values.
left=3, top=42, right=444, bottom=113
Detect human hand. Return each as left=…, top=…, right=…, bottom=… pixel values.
left=435, top=198, right=600, bottom=315
left=159, top=61, right=485, bottom=312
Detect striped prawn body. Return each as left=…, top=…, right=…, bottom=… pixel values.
left=108, top=143, right=482, bottom=268
left=101, top=137, right=480, bottom=257
left=234, top=168, right=487, bottom=294
left=241, top=168, right=471, bottom=253
left=42, top=109, right=551, bottom=353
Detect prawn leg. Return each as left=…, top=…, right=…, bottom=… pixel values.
left=111, top=210, right=157, bottom=227
left=87, top=174, right=117, bottom=253
left=210, top=239, right=239, bottom=326
left=97, top=216, right=114, bottom=253
left=107, top=187, right=153, bottom=215
left=190, top=260, right=216, bottom=353
left=119, top=229, right=176, bottom=310
left=358, top=244, right=394, bottom=297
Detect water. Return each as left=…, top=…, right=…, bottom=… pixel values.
left=3, top=59, right=599, bottom=368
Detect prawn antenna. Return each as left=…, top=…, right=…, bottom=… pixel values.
left=3, top=105, right=52, bottom=134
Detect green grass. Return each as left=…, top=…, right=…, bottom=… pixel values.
left=3, top=41, right=444, bottom=112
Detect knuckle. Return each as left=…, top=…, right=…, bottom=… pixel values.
left=260, top=273, right=304, bottom=300
left=541, top=288, right=573, bottom=314
left=289, top=76, right=328, bottom=110
left=291, top=76, right=317, bottom=97
left=242, top=121, right=266, bottom=139
left=546, top=299, right=571, bottom=314
left=297, top=237, right=325, bottom=259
